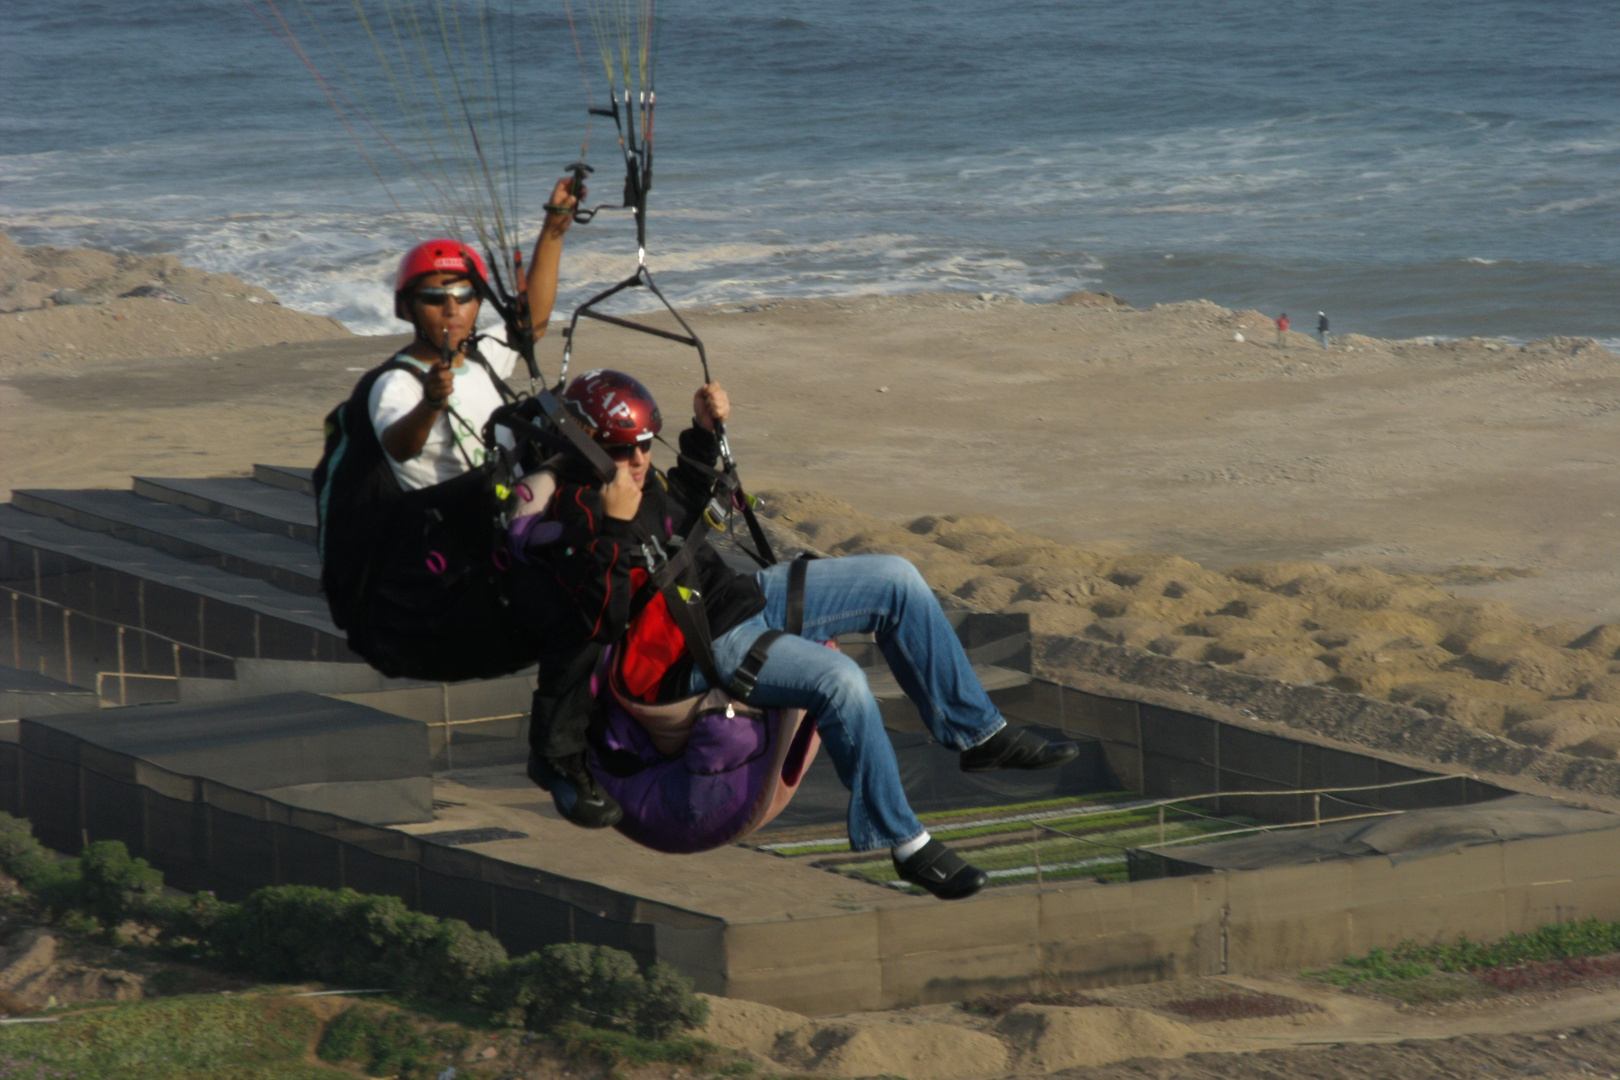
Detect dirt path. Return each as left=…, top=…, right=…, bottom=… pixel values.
left=1057, top=1021, right=1620, bottom=1079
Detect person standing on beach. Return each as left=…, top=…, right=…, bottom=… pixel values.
left=1275, top=312, right=1289, bottom=349
left=1317, top=311, right=1330, bottom=349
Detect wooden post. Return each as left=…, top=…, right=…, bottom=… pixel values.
left=1158, top=804, right=1166, bottom=845
left=1313, top=792, right=1321, bottom=827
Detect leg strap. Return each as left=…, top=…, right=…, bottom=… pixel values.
left=727, top=628, right=785, bottom=701
left=786, top=554, right=814, bottom=638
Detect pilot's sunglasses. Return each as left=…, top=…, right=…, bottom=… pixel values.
left=414, top=284, right=478, bottom=306
left=605, top=440, right=652, bottom=460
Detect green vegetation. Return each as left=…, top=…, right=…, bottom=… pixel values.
left=0, top=995, right=342, bottom=1080
left=316, top=1005, right=468, bottom=1079
left=0, top=993, right=749, bottom=1080
left=1307, top=919, right=1620, bottom=1002
left=0, top=812, right=708, bottom=1043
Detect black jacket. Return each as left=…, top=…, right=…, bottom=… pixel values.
left=542, top=424, right=765, bottom=652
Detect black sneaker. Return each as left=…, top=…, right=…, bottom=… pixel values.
left=527, top=751, right=623, bottom=829
left=960, top=726, right=1081, bottom=773
left=893, top=839, right=988, bottom=900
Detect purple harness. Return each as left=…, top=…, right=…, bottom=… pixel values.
left=586, top=648, right=819, bottom=854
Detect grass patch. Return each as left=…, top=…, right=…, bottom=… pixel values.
left=1311, top=919, right=1620, bottom=985
left=0, top=994, right=342, bottom=1080
left=0, top=993, right=753, bottom=1080
left=1307, top=919, right=1620, bottom=1003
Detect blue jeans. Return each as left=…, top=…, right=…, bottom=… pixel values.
left=692, top=554, right=1005, bottom=851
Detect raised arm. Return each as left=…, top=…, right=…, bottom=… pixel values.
left=526, top=176, right=582, bottom=338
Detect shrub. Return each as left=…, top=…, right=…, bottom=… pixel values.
left=494, top=944, right=708, bottom=1038
left=211, top=885, right=507, bottom=1004
left=318, top=1006, right=442, bottom=1080
left=635, top=961, right=712, bottom=1039
left=0, top=812, right=77, bottom=910
left=75, top=841, right=165, bottom=927
left=0, top=815, right=711, bottom=1041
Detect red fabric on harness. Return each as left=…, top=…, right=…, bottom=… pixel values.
left=618, top=567, right=688, bottom=703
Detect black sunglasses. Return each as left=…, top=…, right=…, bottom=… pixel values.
left=604, top=440, right=652, bottom=460
left=414, top=284, right=478, bottom=306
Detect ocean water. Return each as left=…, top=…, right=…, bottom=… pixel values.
left=3, top=0, right=1618, bottom=348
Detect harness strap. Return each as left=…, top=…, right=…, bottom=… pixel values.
left=659, top=580, right=725, bottom=691
left=659, top=435, right=777, bottom=569
left=786, top=554, right=813, bottom=637
left=727, top=629, right=785, bottom=702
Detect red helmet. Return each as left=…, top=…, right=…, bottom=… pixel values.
left=393, top=238, right=490, bottom=319
left=561, top=369, right=662, bottom=447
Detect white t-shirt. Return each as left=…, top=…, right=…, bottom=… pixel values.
left=368, top=340, right=520, bottom=491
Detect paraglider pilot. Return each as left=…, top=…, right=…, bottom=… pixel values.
left=520, top=372, right=1082, bottom=901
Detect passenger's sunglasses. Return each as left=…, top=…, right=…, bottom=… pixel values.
left=604, top=440, right=652, bottom=461
left=414, top=284, right=478, bottom=306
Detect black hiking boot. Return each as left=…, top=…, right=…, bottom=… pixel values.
left=527, top=751, right=623, bottom=829
left=959, top=726, right=1081, bottom=773
left=894, top=839, right=988, bottom=900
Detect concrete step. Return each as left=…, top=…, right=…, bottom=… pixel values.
left=252, top=464, right=315, bottom=497
left=10, top=489, right=321, bottom=596
left=0, top=505, right=349, bottom=682
left=132, top=476, right=317, bottom=542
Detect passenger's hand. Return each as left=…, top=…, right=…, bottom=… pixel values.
left=422, top=359, right=454, bottom=408
left=543, top=177, right=582, bottom=236
left=693, top=383, right=730, bottom=431
left=602, top=460, right=643, bottom=521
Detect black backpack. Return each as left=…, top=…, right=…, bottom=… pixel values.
left=312, top=357, right=537, bottom=682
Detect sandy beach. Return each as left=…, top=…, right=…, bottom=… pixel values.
left=6, top=235, right=1620, bottom=765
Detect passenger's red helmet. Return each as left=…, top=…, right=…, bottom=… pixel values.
left=562, top=369, right=662, bottom=447
left=393, top=238, right=490, bottom=319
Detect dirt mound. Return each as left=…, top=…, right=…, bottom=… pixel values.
left=759, top=492, right=1620, bottom=763
left=0, top=928, right=142, bottom=1010
left=698, top=995, right=1208, bottom=1078
left=0, top=234, right=350, bottom=372
left=994, top=1004, right=1213, bottom=1072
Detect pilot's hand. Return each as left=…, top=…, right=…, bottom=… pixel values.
left=694, top=382, right=730, bottom=431
left=422, top=359, right=455, bottom=408
left=544, top=176, right=583, bottom=235
left=603, top=460, right=643, bottom=521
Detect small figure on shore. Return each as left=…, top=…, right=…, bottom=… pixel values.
left=1317, top=311, right=1330, bottom=349
left=1275, top=312, right=1289, bottom=349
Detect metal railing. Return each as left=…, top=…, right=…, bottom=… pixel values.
left=4, top=584, right=235, bottom=701
left=1014, top=773, right=1471, bottom=887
